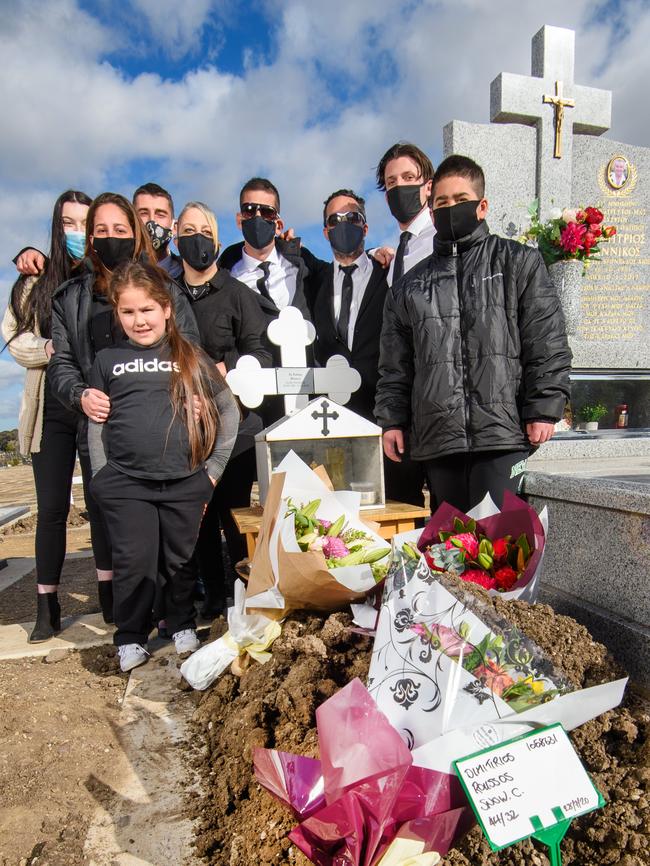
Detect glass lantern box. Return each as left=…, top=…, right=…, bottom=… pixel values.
left=255, top=397, right=385, bottom=508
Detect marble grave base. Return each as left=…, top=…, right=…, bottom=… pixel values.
left=522, top=457, right=650, bottom=686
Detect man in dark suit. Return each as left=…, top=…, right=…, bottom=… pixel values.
left=218, top=177, right=314, bottom=425
left=218, top=177, right=313, bottom=326
left=304, top=189, right=424, bottom=505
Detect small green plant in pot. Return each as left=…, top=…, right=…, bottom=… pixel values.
left=577, top=402, right=608, bottom=431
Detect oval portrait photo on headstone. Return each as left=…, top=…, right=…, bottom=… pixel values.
left=606, top=154, right=630, bottom=189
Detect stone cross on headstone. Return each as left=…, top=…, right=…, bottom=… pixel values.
left=491, top=25, right=611, bottom=218
left=226, top=306, right=362, bottom=415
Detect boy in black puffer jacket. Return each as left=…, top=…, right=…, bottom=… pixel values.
left=375, top=155, right=572, bottom=513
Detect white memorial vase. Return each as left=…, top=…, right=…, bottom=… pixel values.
left=548, top=259, right=583, bottom=336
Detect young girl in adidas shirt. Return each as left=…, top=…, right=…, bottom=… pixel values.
left=88, top=261, right=238, bottom=672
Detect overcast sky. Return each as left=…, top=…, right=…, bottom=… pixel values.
left=0, top=0, right=648, bottom=429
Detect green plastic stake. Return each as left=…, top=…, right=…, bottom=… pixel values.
left=530, top=808, right=572, bottom=866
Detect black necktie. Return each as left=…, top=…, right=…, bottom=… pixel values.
left=392, top=230, right=412, bottom=282
left=337, top=264, right=357, bottom=345
left=256, top=261, right=272, bottom=300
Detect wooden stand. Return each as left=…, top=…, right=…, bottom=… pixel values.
left=231, top=500, right=430, bottom=559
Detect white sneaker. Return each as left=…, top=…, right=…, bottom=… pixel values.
left=173, top=629, right=200, bottom=659
left=118, top=643, right=150, bottom=672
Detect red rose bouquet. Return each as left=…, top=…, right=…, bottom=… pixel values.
left=416, top=491, right=547, bottom=600
left=520, top=199, right=616, bottom=271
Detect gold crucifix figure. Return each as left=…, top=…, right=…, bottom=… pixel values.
left=543, top=80, right=575, bottom=159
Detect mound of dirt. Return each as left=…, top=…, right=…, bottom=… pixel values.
left=188, top=591, right=649, bottom=866
left=1, top=505, right=89, bottom=536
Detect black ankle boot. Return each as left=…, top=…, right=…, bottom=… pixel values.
left=98, top=581, right=114, bottom=624
left=28, top=593, right=61, bottom=643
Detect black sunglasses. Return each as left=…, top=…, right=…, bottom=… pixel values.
left=325, top=210, right=366, bottom=228
left=241, top=202, right=279, bottom=221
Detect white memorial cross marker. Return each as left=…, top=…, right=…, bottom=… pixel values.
left=226, top=306, right=361, bottom=414
left=490, top=25, right=611, bottom=219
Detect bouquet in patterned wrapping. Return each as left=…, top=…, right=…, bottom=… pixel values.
left=367, top=531, right=627, bottom=777
left=246, top=451, right=390, bottom=617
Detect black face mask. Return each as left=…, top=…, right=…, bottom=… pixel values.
left=241, top=216, right=277, bottom=250
left=432, top=200, right=482, bottom=242
left=145, top=220, right=173, bottom=252
left=92, top=237, right=135, bottom=271
left=386, top=183, right=426, bottom=225
left=328, top=222, right=365, bottom=256
left=177, top=233, right=216, bottom=271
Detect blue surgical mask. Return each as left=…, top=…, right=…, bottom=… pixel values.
left=65, top=231, right=86, bottom=260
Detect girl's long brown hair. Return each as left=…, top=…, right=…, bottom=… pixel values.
left=108, top=261, right=219, bottom=468
left=87, top=192, right=157, bottom=294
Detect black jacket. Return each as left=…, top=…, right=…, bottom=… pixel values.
left=218, top=237, right=314, bottom=337
left=49, top=262, right=200, bottom=413
left=179, top=269, right=272, bottom=370
left=375, top=222, right=572, bottom=461
left=307, top=253, right=388, bottom=422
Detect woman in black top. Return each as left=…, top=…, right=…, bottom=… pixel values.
left=2, top=190, right=92, bottom=642
left=175, top=201, right=272, bottom=616
left=49, top=192, right=200, bottom=629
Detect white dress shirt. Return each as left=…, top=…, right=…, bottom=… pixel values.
left=387, top=206, right=436, bottom=286
left=332, top=251, right=373, bottom=350
left=230, top=244, right=298, bottom=309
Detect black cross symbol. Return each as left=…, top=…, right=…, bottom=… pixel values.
left=311, top=400, right=339, bottom=436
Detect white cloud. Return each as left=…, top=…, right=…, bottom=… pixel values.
left=0, top=360, right=25, bottom=387
left=0, top=1, right=647, bottom=322
left=129, top=0, right=225, bottom=56
left=0, top=360, right=26, bottom=432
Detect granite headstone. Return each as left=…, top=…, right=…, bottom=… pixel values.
left=444, top=23, right=650, bottom=372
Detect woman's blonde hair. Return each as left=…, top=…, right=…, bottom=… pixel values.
left=177, top=201, right=220, bottom=256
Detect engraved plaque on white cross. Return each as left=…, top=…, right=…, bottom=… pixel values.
left=275, top=368, right=315, bottom=394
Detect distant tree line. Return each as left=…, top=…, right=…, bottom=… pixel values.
left=0, top=430, right=28, bottom=466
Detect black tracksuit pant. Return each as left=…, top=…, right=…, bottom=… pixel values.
left=90, top=463, right=213, bottom=646
left=423, top=449, right=530, bottom=514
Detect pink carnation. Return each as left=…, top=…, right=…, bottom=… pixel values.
left=461, top=569, right=497, bottom=591
left=559, top=221, right=587, bottom=254
left=429, top=623, right=474, bottom=658
left=318, top=518, right=332, bottom=531
left=411, top=622, right=473, bottom=658
left=445, top=532, right=479, bottom=559
left=323, top=536, right=349, bottom=559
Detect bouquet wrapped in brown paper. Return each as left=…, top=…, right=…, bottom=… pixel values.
left=246, top=452, right=389, bottom=617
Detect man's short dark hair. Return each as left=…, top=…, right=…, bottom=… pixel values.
left=375, top=142, right=434, bottom=191
left=132, top=182, right=175, bottom=216
left=431, top=155, right=485, bottom=200
left=322, top=189, right=366, bottom=226
left=239, top=177, right=281, bottom=212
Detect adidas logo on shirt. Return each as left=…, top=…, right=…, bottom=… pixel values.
left=112, top=358, right=181, bottom=376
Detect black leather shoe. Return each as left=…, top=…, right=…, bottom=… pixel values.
left=98, top=581, right=114, bottom=624
left=28, top=593, right=61, bottom=643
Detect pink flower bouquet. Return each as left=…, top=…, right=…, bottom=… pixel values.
left=254, top=679, right=474, bottom=865
left=416, top=491, right=547, bottom=601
